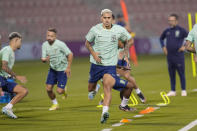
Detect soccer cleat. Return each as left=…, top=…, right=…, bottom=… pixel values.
left=119, top=105, right=136, bottom=112
left=2, top=107, right=17, bottom=119
left=88, top=91, right=96, bottom=100
left=137, top=92, right=146, bottom=103
left=181, top=90, right=187, bottom=96
left=49, top=104, right=59, bottom=111
left=100, top=112, right=109, bottom=124
left=167, top=91, right=176, bottom=96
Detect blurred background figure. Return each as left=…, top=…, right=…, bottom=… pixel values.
left=116, top=14, right=131, bottom=33
left=159, top=14, right=188, bottom=96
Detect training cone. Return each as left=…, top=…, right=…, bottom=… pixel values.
left=139, top=107, right=155, bottom=114
left=120, top=119, right=132, bottom=123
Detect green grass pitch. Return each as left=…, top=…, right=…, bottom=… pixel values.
left=0, top=54, right=197, bottom=131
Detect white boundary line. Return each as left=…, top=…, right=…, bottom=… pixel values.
left=112, top=123, right=124, bottom=127
left=178, top=119, right=197, bottom=131
left=101, top=128, right=112, bottom=131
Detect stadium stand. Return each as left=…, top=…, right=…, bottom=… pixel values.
left=0, top=0, right=196, bottom=43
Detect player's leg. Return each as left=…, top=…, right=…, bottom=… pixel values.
left=46, top=84, right=59, bottom=110
left=88, top=82, right=98, bottom=99
left=100, top=74, right=115, bottom=123
left=2, top=83, right=28, bottom=119
left=118, top=80, right=136, bottom=112
left=56, top=70, right=68, bottom=99
left=167, top=61, right=176, bottom=96
left=45, top=68, right=58, bottom=110
left=117, top=68, right=146, bottom=103
left=88, top=64, right=102, bottom=100
left=176, top=61, right=186, bottom=96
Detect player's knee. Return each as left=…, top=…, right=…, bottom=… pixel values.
left=21, top=88, right=28, bottom=96
left=46, top=85, right=53, bottom=91
left=24, top=88, right=28, bottom=96
left=57, top=88, right=64, bottom=94
left=126, top=82, right=134, bottom=89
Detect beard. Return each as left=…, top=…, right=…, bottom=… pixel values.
left=47, top=39, right=55, bottom=45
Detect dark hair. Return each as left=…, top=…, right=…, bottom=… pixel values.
left=169, top=14, right=179, bottom=20
left=112, top=14, right=115, bottom=20
left=8, top=32, right=22, bottom=40
left=117, top=14, right=123, bottom=18
left=48, top=28, right=57, bottom=34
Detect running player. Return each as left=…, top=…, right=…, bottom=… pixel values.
left=41, top=28, right=73, bottom=111
left=89, top=14, right=146, bottom=104
left=85, top=9, right=136, bottom=123
left=0, top=32, right=28, bottom=119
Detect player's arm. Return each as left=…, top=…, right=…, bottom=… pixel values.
left=0, top=87, right=4, bottom=96
left=41, top=43, right=50, bottom=63
left=185, top=40, right=196, bottom=53
left=85, top=40, right=101, bottom=63
left=160, top=30, right=168, bottom=55
left=65, top=52, right=73, bottom=78
left=123, top=38, right=134, bottom=58
left=2, top=61, right=27, bottom=83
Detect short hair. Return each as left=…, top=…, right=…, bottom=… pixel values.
left=48, top=28, right=57, bottom=34
left=101, top=9, right=112, bottom=16
left=8, top=32, right=22, bottom=41
left=112, top=14, right=115, bottom=20
left=169, top=14, right=179, bottom=20
left=117, top=14, right=123, bottom=18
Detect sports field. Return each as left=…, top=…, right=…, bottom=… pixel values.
left=0, top=54, right=197, bottom=131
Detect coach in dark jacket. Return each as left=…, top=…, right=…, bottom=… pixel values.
left=160, top=14, right=188, bottom=96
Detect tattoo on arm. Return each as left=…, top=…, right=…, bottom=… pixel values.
left=2, top=61, right=16, bottom=78
left=124, top=38, right=134, bottom=57
left=67, top=53, right=73, bottom=68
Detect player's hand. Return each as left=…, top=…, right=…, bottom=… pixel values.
left=65, top=67, right=71, bottom=78
left=124, top=57, right=131, bottom=70
left=16, top=76, right=27, bottom=84
left=93, top=52, right=102, bottom=64
left=178, top=46, right=185, bottom=52
left=162, top=47, right=168, bottom=55
left=194, top=55, right=197, bottom=62
left=41, top=56, right=50, bottom=63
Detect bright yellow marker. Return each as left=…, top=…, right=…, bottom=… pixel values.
left=96, top=93, right=104, bottom=108
left=157, top=91, right=170, bottom=106
left=128, top=93, right=138, bottom=107
left=188, top=13, right=196, bottom=78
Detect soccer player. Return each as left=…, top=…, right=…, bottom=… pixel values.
left=85, top=9, right=136, bottom=123
left=115, top=14, right=146, bottom=103
left=185, top=24, right=197, bottom=54
left=0, top=32, right=28, bottom=119
left=160, top=14, right=188, bottom=96
left=41, top=28, right=73, bottom=111
left=90, top=14, right=146, bottom=104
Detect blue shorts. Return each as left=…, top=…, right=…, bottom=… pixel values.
left=117, top=59, right=128, bottom=67
left=46, top=68, right=67, bottom=89
left=0, top=76, right=17, bottom=93
left=89, top=63, right=128, bottom=91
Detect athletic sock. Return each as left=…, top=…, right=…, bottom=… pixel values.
left=102, top=106, right=109, bottom=115
left=95, top=84, right=100, bottom=92
left=135, top=88, right=141, bottom=94
left=121, top=97, right=129, bottom=107
left=52, top=99, right=58, bottom=105
left=5, top=103, right=13, bottom=109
